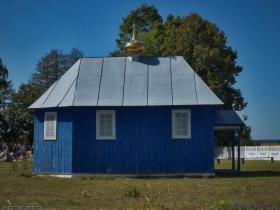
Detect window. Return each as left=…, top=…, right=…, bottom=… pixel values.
left=96, top=110, right=116, bottom=140
left=172, top=109, right=191, bottom=139
left=44, top=112, right=57, bottom=140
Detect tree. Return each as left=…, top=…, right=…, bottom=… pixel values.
left=4, top=84, right=35, bottom=143
left=112, top=5, right=250, bottom=145
left=0, top=58, right=14, bottom=110
left=4, top=48, right=83, bottom=143
left=31, top=48, right=83, bottom=94
left=0, top=58, right=14, bottom=141
left=111, top=4, right=162, bottom=56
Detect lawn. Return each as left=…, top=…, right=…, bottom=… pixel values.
left=0, top=160, right=280, bottom=210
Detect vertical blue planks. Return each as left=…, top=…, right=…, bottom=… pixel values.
left=33, top=106, right=215, bottom=175
left=72, top=106, right=215, bottom=174
left=33, top=109, right=73, bottom=174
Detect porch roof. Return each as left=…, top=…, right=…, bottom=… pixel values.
left=215, top=110, right=245, bottom=130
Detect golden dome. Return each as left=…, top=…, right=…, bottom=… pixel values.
left=125, top=23, right=145, bottom=54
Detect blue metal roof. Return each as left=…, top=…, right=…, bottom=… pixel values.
left=29, top=56, right=223, bottom=108
left=215, top=110, right=245, bottom=126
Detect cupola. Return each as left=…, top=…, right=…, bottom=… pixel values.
left=125, top=23, right=145, bottom=55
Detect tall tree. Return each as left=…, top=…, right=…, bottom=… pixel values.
left=0, top=58, right=14, bottom=110
left=31, top=48, right=83, bottom=94
left=112, top=5, right=250, bottom=145
left=4, top=84, right=35, bottom=143
left=111, top=4, right=162, bottom=56
left=4, top=48, right=83, bottom=143
left=0, top=58, right=14, bottom=141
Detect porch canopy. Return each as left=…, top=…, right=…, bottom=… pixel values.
left=214, top=109, right=246, bottom=172
left=215, top=109, right=245, bottom=130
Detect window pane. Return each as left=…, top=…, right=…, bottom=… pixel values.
left=100, top=125, right=106, bottom=132
left=175, top=128, right=181, bottom=136
left=44, top=112, right=56, bottom=139
left=181, top=128, right=188, bottom=136
left=106, top=114, right=112, bottom=120
left=173, top=110, right=190, bottom=138
left=106, top=130, right=112, bottom=136
left=181, top=113, right=187, bottom=119
left=176, top=113, right=181, bottom=119
left=100, top=130, right=106, bottom=136
left=100, top=114, right=106, bottom=120
left=107, top=124, right=111, bottom=130
left=97, top=111, right=115, bottom=139
left=181, top=118, right=187, bottom=128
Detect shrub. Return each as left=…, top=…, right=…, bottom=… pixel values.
left=19, top=160, right=32, bottom=177
left=123, top=184, right=140, bottom=198
left=215, top=200, right=233, bottom=209
left=9, top=161, right=18, bottom=174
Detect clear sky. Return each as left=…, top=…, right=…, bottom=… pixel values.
left=0, top=0, right=279, bottom=140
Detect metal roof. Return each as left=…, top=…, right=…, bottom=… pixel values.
left=215, top=110, right=245, bottom=126
left=29, top=56, right=223, bottom=109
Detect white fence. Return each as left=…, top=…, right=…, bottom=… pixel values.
left=215, top=146, right=280, bottom=160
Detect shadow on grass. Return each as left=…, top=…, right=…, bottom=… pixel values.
left=215, top=169, right=280, bottom=178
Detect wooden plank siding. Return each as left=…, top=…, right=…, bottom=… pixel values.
left=33, top=109, right=73, bottom=174
left=33, top=106, right=215, bottom=174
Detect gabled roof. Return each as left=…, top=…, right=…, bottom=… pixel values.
left=29, top=56, right=223, bottom=109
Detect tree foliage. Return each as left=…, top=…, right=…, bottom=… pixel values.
left=4, top=84, right=39, bottom=143
left=31, top=48, right=83, bottom=95
left=0, top=58, right=14, bottom=110
left=0, top=58, right=14, bottom=141
left=111, top=4, right=162, bottom=56
left=112, top=5, right=250, bottom=145
left=4, top=48, right=83, bottom=143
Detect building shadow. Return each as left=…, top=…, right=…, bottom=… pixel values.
left=215, top=169, right=280, bottom=178
left=137, top=56, right=159, bottom=65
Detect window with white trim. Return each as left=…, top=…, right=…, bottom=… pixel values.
left=96, top=110, right=116, bottom=140
left=44, top=112, right=57, bottom=140
left=172, top=109, right=191, bottom=139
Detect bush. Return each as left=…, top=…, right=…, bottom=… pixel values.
left=20, top=160, right=32, bottom=177
left=215, top=200, right=233, bottom=209
left=9, top=160, right=32, bottom=177
left=123, top=184, right=140, bottom=198
left=9, top=161, right=18, bottom=174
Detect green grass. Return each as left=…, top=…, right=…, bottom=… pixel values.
left=215, top=159, right=280, bottom=171
left=0, top=160, right=280, bottom=209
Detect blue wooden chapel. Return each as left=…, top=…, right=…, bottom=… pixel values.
left=29, top=28, right=244, bottom=176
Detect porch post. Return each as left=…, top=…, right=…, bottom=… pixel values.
left=231, top=130, right=235, bottom=171
left=236, top=129, right=241, bottom=172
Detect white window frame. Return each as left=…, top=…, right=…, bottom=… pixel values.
left=44, top=112, right=57, bottom=140
left=96, top=110, right=116, bottom=140
left=172, top=109, right=191, bottom=139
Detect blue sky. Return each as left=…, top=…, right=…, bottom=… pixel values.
left=0, top=0, right=279, bottom=140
